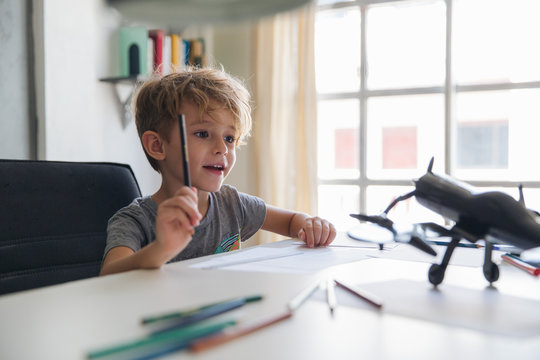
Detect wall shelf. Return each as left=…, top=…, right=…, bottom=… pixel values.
left=99, top=75, right=144, bottom=127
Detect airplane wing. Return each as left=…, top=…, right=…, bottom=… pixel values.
left=347, top=222, right=394, bottom=244
left=418, top=222, right=455, bottom=237
left=348, top=214, right=436, bottom=256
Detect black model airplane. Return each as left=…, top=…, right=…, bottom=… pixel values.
left=349, top=157, right=540, bottom=286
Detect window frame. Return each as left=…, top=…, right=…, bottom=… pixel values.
left=316, top=0, right=540, bottom=216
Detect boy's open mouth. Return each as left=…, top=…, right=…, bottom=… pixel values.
left=203, top=165, right=225, bottom=171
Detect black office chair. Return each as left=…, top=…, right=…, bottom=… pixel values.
left=0, top=160, right=142, bottom=295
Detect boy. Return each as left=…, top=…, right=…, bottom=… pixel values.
left=100, top=67, right=336, bottom=276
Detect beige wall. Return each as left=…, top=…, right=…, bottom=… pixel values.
left=212, top=21, right=257, bottom=195
left=33, top=0, right=257, bottom=195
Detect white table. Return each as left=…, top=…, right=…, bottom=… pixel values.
left=1, top=239, right=540, bottom=360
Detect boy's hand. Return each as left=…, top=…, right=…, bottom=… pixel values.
left=155, top=187, right=201, bottom=259
left=297, top=216, right=336, bottom=248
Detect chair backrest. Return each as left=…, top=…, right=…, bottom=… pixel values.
left=0, top=160, right=142, bottom=295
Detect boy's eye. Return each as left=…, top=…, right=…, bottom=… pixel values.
left=194, top=131, right=208, bottom=138
left=224, top=135, right=236, bottom=144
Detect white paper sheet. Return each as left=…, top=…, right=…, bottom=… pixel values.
left=190, top=246, right=304, bottom=269
left=313, top=279, right=540, bottom=337
left=370, top=243, right=503, bottom=267
left=190, top=241, right=372, bottom=274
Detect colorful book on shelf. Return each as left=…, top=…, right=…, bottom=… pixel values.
left=163, top=35, right=172, bottom=75
left=188, top=38, right=206, bottom=67
left=119, top=26, right=148, bottom=76
left=183, top=39, right=190, bottom=66
left=149, top=29, right=165, bottom=74
left=147, top=38, right=154, bottom=75
left=170, top=34, right=184, bottom=72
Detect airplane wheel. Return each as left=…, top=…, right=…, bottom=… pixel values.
left=428, top=264, right=445, bottom=286
left=483, top=263, right=500, bottom=283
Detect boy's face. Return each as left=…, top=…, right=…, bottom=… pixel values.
left=164, top=100, right=237, bottom=193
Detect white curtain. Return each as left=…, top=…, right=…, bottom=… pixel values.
left=252, top=2, right=318, bottom=244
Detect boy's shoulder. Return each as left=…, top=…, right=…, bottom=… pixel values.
left=111, top=195, right=157, bottom=221
left=213, top=184, right=265, bottom=208
left=214, top=184, right=251, bottom=201
left=216, top=183, right=238, bottom=196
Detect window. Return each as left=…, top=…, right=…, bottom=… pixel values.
left=315, top=0, right=540, bottom=230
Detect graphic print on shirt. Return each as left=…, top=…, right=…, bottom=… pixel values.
left=215, top=230, right=241, bottom=253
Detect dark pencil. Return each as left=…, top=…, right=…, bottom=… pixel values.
left=334, top=279, right=383, bottom=309
left=150, top=297, right=250, bottom=335
left=179, top=114, right=191, bottom=187
left=141, top=295, right=263, bottom=325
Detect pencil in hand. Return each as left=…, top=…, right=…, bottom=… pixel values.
left=179, top=113, right=195, bottom=236
left=179, top=114, right=191, bottom=187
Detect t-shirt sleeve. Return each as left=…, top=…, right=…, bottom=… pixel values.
left=104, top=207, right=146, bottom=258
left=236, top=190, right=266, bottom=241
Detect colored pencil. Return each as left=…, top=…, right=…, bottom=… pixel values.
left=141, top=295, right=262, bottom=325
left=287, top=280, right=321, bottom=311
left=426, top=239, right=479, bottom=249
left=327, top=279, right=336, bottom=314
left=426, top=239, right=513, bottom=251
left=334, top=279, right=383, bottom=309
left=190, top=310, right=293, bottom=353
left=149, top=296, right=262, bottom=335
left=87, top=319, right=234, bottom=359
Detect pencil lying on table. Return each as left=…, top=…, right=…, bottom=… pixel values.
left=190, top=310, right=293, bottom=353
left=146, top=295, right=263, bottom=335
left=327, top=279, right=337, bottom=314
left=87, top=320, right=234, bottom=359
left=334, top=279, right=383, bottom=309
left=287, top=280, right=321, bottom=311
left=142, top=295, right=263, bottom=325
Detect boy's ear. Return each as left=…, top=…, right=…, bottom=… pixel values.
left=141, top=131, right=166, bottom=161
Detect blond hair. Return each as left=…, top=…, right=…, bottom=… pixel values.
left=134, top=67, right=252, bottom=172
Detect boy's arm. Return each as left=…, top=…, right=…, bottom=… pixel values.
left=100, top=242, right=181, bottom=276
left=261, top=205, right=336, bottom=248
left=100, top=187, right=201, bottom=276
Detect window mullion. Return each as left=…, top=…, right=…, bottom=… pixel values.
left=444, top=0, right=453, bottom=176
left=359, top=4, right=368, bottom=214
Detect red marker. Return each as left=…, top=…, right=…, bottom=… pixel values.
left=502, top=254, right=540, bottom=276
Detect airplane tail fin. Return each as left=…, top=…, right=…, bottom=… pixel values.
left=518, top=184, right=525, bottom=206
left=427, top=157, right=434, bottom=173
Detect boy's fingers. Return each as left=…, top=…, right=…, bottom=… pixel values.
left=311, top=218, right=323, bottom=246
left=160, top=197, right=201, bottom=227
left=319, top=221, right=331, bottom=247
left=304, top=220, right=314, bottom=248
left=323, top=224, right=337, bottom=247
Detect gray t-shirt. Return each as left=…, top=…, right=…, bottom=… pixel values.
left=104, top=184, right=267, bottom=262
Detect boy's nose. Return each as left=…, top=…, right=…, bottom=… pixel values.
left=213, top=138, right=228, bottom=155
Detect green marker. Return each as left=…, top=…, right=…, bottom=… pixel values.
left=87, top=319, right=235, bottom=359
left=141, top=295, right=263, bottom=325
